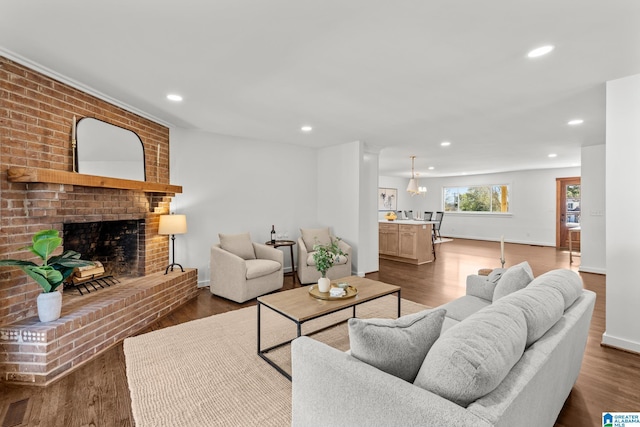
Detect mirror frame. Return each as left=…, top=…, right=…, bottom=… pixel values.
left=76, top=117, right=146, bottom=181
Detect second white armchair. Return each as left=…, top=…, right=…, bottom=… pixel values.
left=297, top=227, right=352, bottom=284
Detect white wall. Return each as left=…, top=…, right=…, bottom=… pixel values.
left=580, top=145, right=606, bottom=274
left=359, top=146, right=381, bottom=274
left=169, top=128, right=319, bottom=286
left=381, top=167, right=580, bottom=246
left=317, top=141, right=380, bottom=276
left=603, top=73, right=640, bottom=353
left=317, top=142, right=360, bottom=274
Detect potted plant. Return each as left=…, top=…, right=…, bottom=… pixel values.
left=0, top=229, right=94, bottom=322
left=312, top=238, right=348, bottom=292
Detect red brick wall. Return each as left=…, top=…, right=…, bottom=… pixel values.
left=0, top=56, right=174, bottom=325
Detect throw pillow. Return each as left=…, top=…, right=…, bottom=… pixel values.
left=495, top=286, right=565, bottom=347
left=218, top=232, right=256, bottom=260
left=487, top=268, right=507, bottom=284
left=528, top=269, right=583, bottom=310
left=348, top=308, right=446, bottom=383
left=300, top=227, right=332, bottom=252
left=492, top=261, right=534, bottom=301
left=413, top=303, right=527, bottom=407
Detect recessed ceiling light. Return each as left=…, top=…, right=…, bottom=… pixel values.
left=440, top=141, right=451, bottom=147
left=548, top=153, right=558, bottom=158
left=428, top=166, right=435, bottom=170
left=167, top=94, right=183, bottom=102
left=567, top=119, right=584, bottom=125
left=301, top=125, right=313, bottom=132
left=527, top=45, right=554, bottom=58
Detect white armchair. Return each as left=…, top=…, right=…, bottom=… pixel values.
left=297, top=227, right=352, bottom=285
left=210, top=232, right=283, bottom=303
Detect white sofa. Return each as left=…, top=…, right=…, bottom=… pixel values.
left=291, top=264, right=596, bottom=427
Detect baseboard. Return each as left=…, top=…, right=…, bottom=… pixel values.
left=601, top=332, right=640, bottom=354
left=578, top=265, right=606, bottom=275
left=442, top=234, right=555, bottom=247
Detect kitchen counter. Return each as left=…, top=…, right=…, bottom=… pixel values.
left=379, top=221, right=434, bottom=264
left=379, top=219, right=437, bottom=225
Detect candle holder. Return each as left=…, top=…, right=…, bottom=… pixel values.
left=71, top=115, right=77, bottom=173
left=500, top=258, right=505, bottom=268
left=71, top=138, right=77, bottom=172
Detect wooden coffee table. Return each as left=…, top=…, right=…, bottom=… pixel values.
left=257, top=275, right=401, bottom=380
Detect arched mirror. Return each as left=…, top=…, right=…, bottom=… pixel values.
left=76, top=118, right=146, bottom=181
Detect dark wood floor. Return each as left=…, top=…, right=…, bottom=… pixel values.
left=1, top=239, right=638, bottom=427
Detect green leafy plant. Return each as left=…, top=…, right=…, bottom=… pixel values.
left=312, top=238, right=348, bottom=278
left=0, top=229, right=94, bottom=293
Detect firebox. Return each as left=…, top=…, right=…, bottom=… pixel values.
left=63, top=219, right=144, bottom=278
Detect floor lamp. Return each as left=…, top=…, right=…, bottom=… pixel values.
left=159, top=213, right=188, bottom=274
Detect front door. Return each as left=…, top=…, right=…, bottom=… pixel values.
left=556, top=177, right=581, bottom=249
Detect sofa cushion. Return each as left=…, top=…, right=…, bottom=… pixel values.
left=414, top=303, right=527, bottom=407
left=439, top=295, right=491, bottom=322
left=245, top=259, right=281, bottom=280
left=218, top=232, right=256, bottom=260
left=493, top=261, right=534, bottom=301
left=495, top=286, right=565, bottom=347
left=300, top=227, right=332, bottom=252
left=488, top=268, right=507, bottom=283
left=348, top=308, right=446, bottom=383
left=528, top=269, right=583, bottom=310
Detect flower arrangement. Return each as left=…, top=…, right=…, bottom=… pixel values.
left=312, top=238, right=348, bottom=278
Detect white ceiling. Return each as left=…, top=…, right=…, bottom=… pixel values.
left=2, top=1, right=639, bottom=177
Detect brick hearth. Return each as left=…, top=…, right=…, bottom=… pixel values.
left=0, top=267, right=199, bottom=385
left=0, top=269, right=198, bottom=384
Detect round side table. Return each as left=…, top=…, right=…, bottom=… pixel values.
left=265, top=240, right=297, bottom=285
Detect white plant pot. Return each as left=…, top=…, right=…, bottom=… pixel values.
left=37, top=290, right=62, bottom=322
left=318, top=277, right=331, bottom=293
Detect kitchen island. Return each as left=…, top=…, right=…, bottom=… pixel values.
left=379, top=220, right=436, bottom=265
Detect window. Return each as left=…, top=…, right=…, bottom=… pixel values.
left=444, top=185, right=510, bottom=213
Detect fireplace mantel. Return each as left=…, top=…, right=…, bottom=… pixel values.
left=8, top=167, right=182, bottom=194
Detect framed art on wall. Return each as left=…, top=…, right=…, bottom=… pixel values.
left=378, top=188, right=397, bottom=211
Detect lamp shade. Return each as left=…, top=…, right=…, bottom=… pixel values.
left=406, top=178, right=420, bottom=195
left=158, top=214, right=188, bottom=235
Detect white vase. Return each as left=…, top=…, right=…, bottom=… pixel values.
left=318, top=277, right=331, bottom=293
left=37, top=290, right=62, bottom=322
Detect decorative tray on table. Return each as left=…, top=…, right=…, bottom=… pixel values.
left=308, top=284, right=358, bottom=300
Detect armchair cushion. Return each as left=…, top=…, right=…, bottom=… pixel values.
left=219, top=232, right=256, bottom=260
left=348, top=309, right=446, bottom=383
left=300, top=227, right=331, bottom=252
left=245, top=259, right=282, bottom=280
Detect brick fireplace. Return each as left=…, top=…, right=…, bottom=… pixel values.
left=0, top=57, right=198, bottom=384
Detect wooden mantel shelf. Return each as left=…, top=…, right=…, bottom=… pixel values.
left=7, top=167, right=182, bottom=194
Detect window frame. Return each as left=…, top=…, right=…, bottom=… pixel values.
left=442, top=184, right=511, bottom=214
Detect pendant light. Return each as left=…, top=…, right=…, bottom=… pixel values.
left=406, top=155, right=420, bottom=196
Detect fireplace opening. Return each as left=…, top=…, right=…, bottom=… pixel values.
left=63, top=219, right=144, bottom=282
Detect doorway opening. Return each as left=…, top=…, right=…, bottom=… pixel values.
left=556, top=177, right=581, bottom=249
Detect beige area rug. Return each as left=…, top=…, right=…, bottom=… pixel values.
left=124, top=295, right=429, bottom=427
